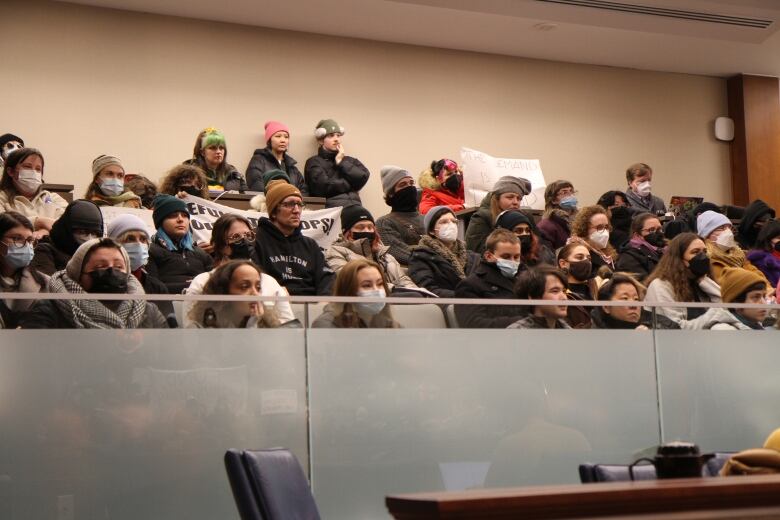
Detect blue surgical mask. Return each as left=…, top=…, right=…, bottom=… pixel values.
left=559, top=196, right=578, bottom=211
left=100, top=178, right=124, bottom=197
left=495, top=258, right=520, bottom=279
left=355, top=288, right=386, bottom=316
left=123, top=242, right=149, bottom=271
left=3, top=243, right=34, bottom=270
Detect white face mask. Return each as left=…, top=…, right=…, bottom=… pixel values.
left=355, top=288, right=386, bottom=316
left=14, top=169, right=42, bottom=194
left=715, top=228, right=736, bottom=250
left=590, top=229, right=610, bottom=249
left=635, top=181, right=652, bottom=197
left=436, top=222, right=458, bottom=243
left=100, top=177, right=124, bottom=197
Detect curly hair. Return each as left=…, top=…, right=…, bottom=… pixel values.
left=159, top=164, right=210, bottom=199
left=645, top=232, right=704, bottom=302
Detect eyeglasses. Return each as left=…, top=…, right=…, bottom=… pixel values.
left=228, top=230, right=256, bottom=243
left=2, top=236, right=37, bottom=248
left=279, top=201, right=306, bottom=210
left=642, top=227, right=662, bottom=234
left=591, top=224, right=610, bottom=232
left=558, top=189, right=578, bottom=197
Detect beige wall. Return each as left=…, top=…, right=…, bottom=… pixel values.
left=4, top=0, right=730, bottom=217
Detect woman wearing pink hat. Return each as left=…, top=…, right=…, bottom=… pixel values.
left=245, top=121, right=308, bottom=194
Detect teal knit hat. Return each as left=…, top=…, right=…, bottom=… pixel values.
left=263, top=169, right=291, bottom=193
left=152, top=194, right=188, bottom=229
left=314, top=119, right=344, bottom=139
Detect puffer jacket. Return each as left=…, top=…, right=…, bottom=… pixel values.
left=324, top=237, right=418, bottom=292
left=304, top=147, right=370, bottom=208
left=244, top=147, right=308, bottom=194
left=408, top=243, right=479, bottom=298
left=418, top=167, right=465, bottom=215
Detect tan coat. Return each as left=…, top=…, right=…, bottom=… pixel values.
left=0, top=189, right=67, bottom=222
left=325, top=238, right=418, bottom=291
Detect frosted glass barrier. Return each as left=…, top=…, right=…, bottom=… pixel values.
left=308, top=329, right=660, bottom=519
left=656, top=329, right=780, bottom=452
left=0, top=328, right=308, bottom=520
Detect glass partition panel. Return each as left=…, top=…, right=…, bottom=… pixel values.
left=0, top=328, right=307, bottom=520
left=308, top=328, right=660, bottom=519
left=656, top=329, right=780, bottom=452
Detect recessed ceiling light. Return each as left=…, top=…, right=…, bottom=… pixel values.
left=533, top=22, right=558, bottom=31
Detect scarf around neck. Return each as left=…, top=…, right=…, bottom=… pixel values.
left=419, top=235, right=469, bottom=278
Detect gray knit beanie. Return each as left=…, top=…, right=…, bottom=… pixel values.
left=423, top=205, right=455, bottom=234
left=66, top=237, right=131, bottom=281
left=697, top=210, right=731, bottom=240
left=380, top=165, right=412, bottom=197
left=492, top=175, right=532, bottom=197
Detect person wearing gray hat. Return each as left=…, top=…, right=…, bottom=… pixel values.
left=464, top=175, right=532, bottom=254
left=83, top=155, right=142, bottom=208
left=375, top=165, right=424, bottom=266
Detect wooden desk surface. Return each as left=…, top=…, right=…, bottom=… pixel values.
left=208, top=192, right=326, bottom=211
left=386, top=474, right=780, bottom=519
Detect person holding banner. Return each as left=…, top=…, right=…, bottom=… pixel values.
left=464, top=175, right=531, bottom=253
left=375, top=165, right=424, bottom=266
left=147, top=195, right=213, bottom=294
left=84, top=155, right=142, bottom=208
left=184, top=127, right=247, bottom=192
left=304, top=119, right=369, bottom=208
left=245, top=120, right=308, bottom=195
left=418, top=158, right=465, bottom=215
left=252, top=179, right=335, bottom=295
left=537, top=180, right=577, bottom=250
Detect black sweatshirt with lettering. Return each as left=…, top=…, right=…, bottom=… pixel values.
left=253, top=217, right=335, bottom=296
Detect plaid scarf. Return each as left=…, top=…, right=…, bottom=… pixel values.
left=48, top=270, right=147, bottom=329
left=419, top=235, right=469, bottom=279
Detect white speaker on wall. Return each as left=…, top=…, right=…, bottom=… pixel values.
left=714, top=117, right=735, bottom=142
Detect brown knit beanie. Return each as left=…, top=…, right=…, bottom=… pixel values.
left=265, top=179, right=302, bottom=215
left=720, top=267, right=767, bottom=303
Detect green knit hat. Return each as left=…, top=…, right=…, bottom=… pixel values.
left=263, top=169, right=291, bottom=193
left=314, top=119, right=344, bottom=139
left=201, top=127, right=226, bottom=148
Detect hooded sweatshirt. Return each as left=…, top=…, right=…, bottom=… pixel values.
left=738, top=200, right=776, bottom=250
left=30, top=200, right=104, bottom=275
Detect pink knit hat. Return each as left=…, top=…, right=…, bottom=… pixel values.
left=264, top=121, right=290, bottom=142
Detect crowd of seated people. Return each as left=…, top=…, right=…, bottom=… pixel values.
left=0, top=125, right=778, bottom=331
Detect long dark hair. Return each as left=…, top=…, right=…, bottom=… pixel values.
left=0, top=211, right=34, bottom=236
left=1, top=148, right=45, bottom=194
left=645, top=232, right=703, bottom=302
left=211, top=214, right=254, bottom=263
left=755, top=220, right=780, bottom=252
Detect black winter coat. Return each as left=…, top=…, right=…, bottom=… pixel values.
left=252, top=218, right=335, bottom=296
left=590, top=307, right=680, bottom=330
left=408, top=246, right=479, bottom=298
left=245, top=147, right=308, bottom=195
left=147, top=240, right=213, bottom=295
left=20, top=299, right=169, bottom=329
left=304, top=147, right=370, bottom=208
left=615, top=243, right=661, bottom=282
left=183, top=158, right=248, bottom=192
left=454, top=260, right=527, bottom=328
left=30, top=240, right=72, bottom=276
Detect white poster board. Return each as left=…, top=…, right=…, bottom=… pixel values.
left=459, top=147, right=547, bottom=210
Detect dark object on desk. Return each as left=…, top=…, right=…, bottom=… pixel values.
left=209, top=191, right=326, bottom=211
left=628, top=443, right=714, bottom=480
left=224, top=448, right=321, bottom=520
left=579, top=453, right=733, bottom=484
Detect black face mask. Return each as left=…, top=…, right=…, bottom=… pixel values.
left=518, top=234, right=532, bottom=253
left=88, top=268, right=129, bottom=294
left=229, top=239, right=253, bottom=260
left=644, top=231, right=666, bottom=248
left=567, top=259, right=592, bottom=282
left=610, top=206, right=632, bottom=229
left=352, top=231, right=376, bottom=243
left=180, top=185, right=202, bottom=197
left=388, top=185, right=418, bottom=212
left=687, top=252, right=710, bottom=278
left=443, top=174, right=462, bottom=194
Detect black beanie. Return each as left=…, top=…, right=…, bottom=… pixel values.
left=0, top=133, right=24, bottom=150
left=496, top=210, right=532, bottom=232
left=50, top=200, right=103, bottom=255
left=340, top=205, right=374, bottom=233
left=153, top=194, right=188, bottom=229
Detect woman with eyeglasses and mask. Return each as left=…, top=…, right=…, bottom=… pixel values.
left=83, top=155, right=142, bottom=208
left=188, top=260, right=283, bottom=328
left=615, top=212, right=666, bottom=283
left=495, top=209, right=555, bottom=267
left=537, top=180, right=577, bottom=249
left=31, top=200, right=104, bottom=276
left=0, top=148, right=68, bottom=239
left=0, top=212, right=48, bottom=328
left=418, top=158, right=465, bottom=215
left=21, top=238, right=168, bottom=329
left=556, top=242, right=597, bottom=328
left=183, top=214, right=295, bottom=326
left=312, top=258, right=400, bottom=328
left=569, top=205, right=617, bottom=277
left=645, top=232, right=732, bottom=328
left=409, top=206, right=479, bottom=298
left=159, top=164, right=211, bottom=200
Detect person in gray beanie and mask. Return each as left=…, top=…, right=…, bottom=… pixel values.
left=465, top=175, right=531, bottom=253
left=375, top=165, right=424, bottom=266
left=21, top=237, right=168, bottom=329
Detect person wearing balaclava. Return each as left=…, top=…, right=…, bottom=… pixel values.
left=465, top=175, right=531, bottom=254
left=0, top=133, right=24, bottom=169
left=375, top=165, right=424, bottom=266
left=418, top=158, right=465, bottom=215
left=325, top=204, right=419, bottom=293
left=624, top=162, right=666, bottom=215
left=495, top=209, right=555, bottom=267
left=737, top=199, right=776, bottom=250
left=20, top=237, right=167, bottom=329
left=697, top=210, right=770, bottom=289
left=30, top=200, right=103, bottom=276
left=597, top=190, right=631, bottom=250
left=84, top=155, right=142, bottom=208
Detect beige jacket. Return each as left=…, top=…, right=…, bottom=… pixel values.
left=644, top=276, right=726, bottom=329
left=0, top=189, right=67, bottom=222
left=325, top=238, right=418, bottom=291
